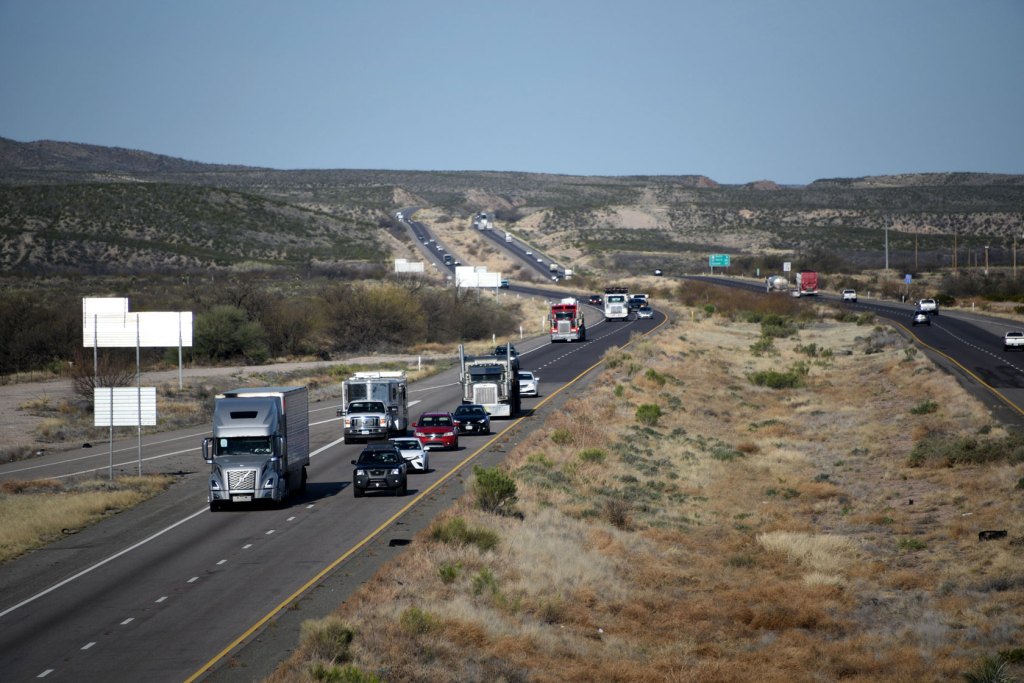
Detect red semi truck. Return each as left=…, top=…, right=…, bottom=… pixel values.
left=549, top=298, right=586, bottom=342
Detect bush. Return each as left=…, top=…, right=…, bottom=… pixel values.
left=910, top=399, right=939, bottom=415
left=579, top=448, right=607, bottom=463
left=907, top=432, right=1024, bottom=467
left=399, top=606, right=437, bottom=635
left=749, top=363, right=809, bottom=389
left=635, top=404, right=662, bottom=426
left=750, top=337, right=777, bottom=357
left=760, top=314, right=798, bottom=338
left=299, top=616, right=355, bottom=664
left=194, top=305, right=269, bottom=363
left=471, top=466, right=518, bottom=515
left=429, top=516, right=499, bottom=551
left=550, top=428, right=572, bottom=446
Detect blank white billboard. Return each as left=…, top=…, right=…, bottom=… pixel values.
left=84, top=311, right=193, bottom=348
left=94, top=387, right=157, bottom=426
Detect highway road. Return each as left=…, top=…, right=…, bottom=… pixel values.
left=690, top=275, right=1024, bottom=428
left=0, top=299, right=666, bottom=682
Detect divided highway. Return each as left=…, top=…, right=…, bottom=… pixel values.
left=0, top=301, right=666, bottom=682
left=690, top=276, right=1024, bottom=427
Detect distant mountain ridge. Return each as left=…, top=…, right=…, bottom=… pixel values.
left=0, top=136, right=260, bottom=174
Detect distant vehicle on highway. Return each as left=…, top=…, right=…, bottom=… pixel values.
left=842, top=289, right=857, bottom=302
left=912, top=310, right=930, bottom=326
left=588, top=294, right=603, bottom=306
left=1004, top=331, right=1024, bottom=351
left=636, top=306, right=654, bottom=319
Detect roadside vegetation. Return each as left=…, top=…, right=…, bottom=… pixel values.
left=268, top=290, right=1023, bottom=682
left=0, top=475, right=173, bottom=563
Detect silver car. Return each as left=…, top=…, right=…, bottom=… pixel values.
left=389, top=437, right=429, bottom=473
left=518, top=371, right=540, bottom=397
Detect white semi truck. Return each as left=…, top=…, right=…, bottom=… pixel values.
left=203, top=386, right=309, bottom=511
left=603, top=286, right=630, bottom=322
left=338, top=371, right=409, bottom=444
left=459, top=344, right=520, bottom=417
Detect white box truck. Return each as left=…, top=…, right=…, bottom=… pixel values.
left=338, top=371, right=409, bottom=443
left=203, top=386, right=309, bottom=511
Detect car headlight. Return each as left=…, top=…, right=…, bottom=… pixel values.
left=355, top=469, right=365, bottom=476
left=443, top=431, right=454, bottom=437
left=390, top=468, right=401, bottom=475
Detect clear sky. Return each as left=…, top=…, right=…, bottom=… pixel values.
left=1, top=0, right=1022, bottom=185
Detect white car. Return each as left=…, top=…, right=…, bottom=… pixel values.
left=841, top=289, right=857, bottom=302
left=636, top=306, right=654, bottom=319
left=389, top=437, right=429, bottom=473
left=518, top=371, right=540, bottom=397
left=1004, top=331, right=1024, bottom=351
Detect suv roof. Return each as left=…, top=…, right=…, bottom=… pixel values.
left=356, top=444, right=402, bottom=464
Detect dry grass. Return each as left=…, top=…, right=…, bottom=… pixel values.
left=0, top=475, right=174, bottom=563
left=268, top=294, right=1023, bottom=682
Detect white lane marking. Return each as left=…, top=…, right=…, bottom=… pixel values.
left=217, top=559, right=227, bottom=566
left=187, top=576, right=199, bottom=583
left=120, top=618, right=134, bottom=625
left=37, top=669, right=53, bottom=678
left=81, top=642, right=95, bottom=650
left=243, top=544, right=252, bottom=549
left=265, top=530, right=275, bottom=535
left=287, top=516, right=296, bottom=522
left=0, top=506, right=207, bottom=619
left=155, top=596, right=167, bottom=603
left=305, top=504, right=315, bottom=509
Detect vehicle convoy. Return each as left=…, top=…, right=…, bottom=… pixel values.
left=793, top=271, right=819, bottom=297
left=766, top=275, right=789, bottom=292
left=549, top=297, right=587, bottom=342
left=203, top=386, right=309, bottom=511
left=918, top=298, right=939, bottom=315
left=351, top=443, right=407, bottom=497
left=459, top=343, right=521, bottom=417
left=1004, top=331, right=1024, bottom=351
left=604, top=286, right=630, bottom=322
left=338, top=371, right=408, bottom=444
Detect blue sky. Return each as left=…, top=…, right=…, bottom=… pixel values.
left=1, top=0, right=1021, bottom=184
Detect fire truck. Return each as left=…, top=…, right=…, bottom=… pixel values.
left=549, top=297, right=586, bottom=342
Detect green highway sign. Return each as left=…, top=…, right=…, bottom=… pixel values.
left=709, top=254, right=730, bottom=267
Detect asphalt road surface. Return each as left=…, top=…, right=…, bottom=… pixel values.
left=0, top=303, right=666, bottom=682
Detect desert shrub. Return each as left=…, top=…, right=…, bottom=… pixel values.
left=644, top=368, right=666, bottom=386
left=438, top=562, right=461, bottom=584
left=471, top=466, right=518, bottom=515
left=579, top=448, right=607, bottom=463
left=194, top=305, right=269, bottom=363
left=472, top=568, right=499, bottom=596
left=429, top=516, right=499, bottom=551
left=307, top=663, right=380, bottom=683
left=635, top=403, right=662, bottom=426
left=299, top=616, right=355, bottom=664
left=907, top=432, right=1024, bottom=467
left=550, top=428, right=572, bottom=446
left=604, top=497, right=632, bottom=529
left=760, top=314, right=798, bottom=338
left=399, top=606, right=437, bottom=635
left=750, top=337, right=777, bottom=357
left=962, top=656, right=1013, bottom=683
left=910, top=399, right=939, bottom=415
left=749, top=363, right=809, bottom=389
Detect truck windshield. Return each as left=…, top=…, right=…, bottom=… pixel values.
left=348, top=401, right=386, bottom=413
left=608, top=295, right=626, bottom=303
left=554, top=311, right=574, bottom=320
left=469, top=366, right=503, bottom=382
left=217, top=437, right=273, bottom=456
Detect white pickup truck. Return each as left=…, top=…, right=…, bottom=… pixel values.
left=1004, top=331, right=1024, bottom=351
left=917, top=298, right=939, bottom=315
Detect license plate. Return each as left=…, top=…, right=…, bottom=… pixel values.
left=233, top=495, right=252, bottom=502
left=360, top=430, right=370, bottom=434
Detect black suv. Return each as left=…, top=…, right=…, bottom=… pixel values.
left=351, top=444, right=407, bottom=497
left=493, top=343, right=520, bottom=369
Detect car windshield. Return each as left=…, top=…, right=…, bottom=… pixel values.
left=358, top=449, right=400, bottom=464
left=518, top=373, right=533, bottom=380
left=391, top=439, right=421, bottom=450
left=419, top=415, right=452, bottom=427
left=454, top=406, right=485, bottom=417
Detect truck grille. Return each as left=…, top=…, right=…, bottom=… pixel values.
left=557, top=321, right=571, bottom=334
left=473, top=385, right=499, bottom=405
left=227, top=469, right=257, bottom=491
left=351, top=416, right=380, bottom=428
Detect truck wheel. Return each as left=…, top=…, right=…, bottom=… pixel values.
left=343, top=436, right=351, bottom=445
left=395, top=481, right=407, bottom=496
left=209, top=500, right=222, bottom=512
left=353, top=485, right=364, bottom=498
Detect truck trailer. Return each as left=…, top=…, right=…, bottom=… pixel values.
left=549, top=297, right=586, bottom=342
left=338, top=371, right=409, bottom=444
left=203, top=386, right=310, bottom=511
left=793, top=271, right=819, bottom=297
left=459, top=344, right=520, bottom=417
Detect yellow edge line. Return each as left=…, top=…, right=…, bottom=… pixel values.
left=184, top=314, right=669, bottom=682
left=896, top=320, right=1024, bottom=418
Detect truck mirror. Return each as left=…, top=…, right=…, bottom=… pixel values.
left=275, top=435, right=287, bottom=458
left=389, top=405, right=398, bottom=413
left=202, top=437, right=214, bottom=464
left=351, top=459, right=357, bottom=465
